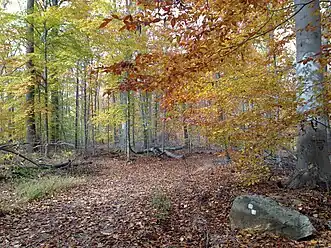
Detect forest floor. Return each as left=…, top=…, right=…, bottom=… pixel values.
left=0, top=153, right=331, bottom=247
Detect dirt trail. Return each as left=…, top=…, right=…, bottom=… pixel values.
left=0, top=155, right=217, bottom=247
left=1, top=154, right=330, bottom=247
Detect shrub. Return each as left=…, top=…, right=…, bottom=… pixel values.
left=151, top=190, right=171, bottom=221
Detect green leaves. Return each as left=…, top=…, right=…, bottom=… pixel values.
left=92, top=104, right=126, bottom=126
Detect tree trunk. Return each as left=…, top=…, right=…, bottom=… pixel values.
left=26, top=0, right=36, bottom=153
left=161, top=109, right=166, bottom=152
left=112, top=93, right=117, bottom=147
left=49, top=0, right=60, bottom=144
left=83, top=68, right=88, bottom=153
left=107, top=95, right=110, bottom=150
left=43, top=23, right=49, bottom=148
left=75, top=67, right=79, bottom=149
left=290, top=0, right=331, bottom=189
left=126, top=91, right=131, bottom=161
left=139, top=92, right=148, bottom=150
left=119, top=92, right=126, bottom=151
left=51, top=89, right=60, bottom=142
left=131, top=92, right=136, bottom=149
left=153, top=93, right=158, bottom=146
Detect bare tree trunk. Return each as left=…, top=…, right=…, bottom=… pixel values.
left=60, top=88, right=65, bottom=141
left=147, top=92, right=152, bottom=148
left=322, top=26, right=331, bottom=153
left=83, top=67, right=88, bottom=153
left=153, top=94, right=158, bottom=146
left=112, top=93, right=117, bottom=147
left=50, top=80, right=60, bottom=144
left=119, top=92, right=126, bottom=151
left=90, top=77, right=95, bottom=154
left=289, top=0, right=331, bottom=189
left=183, top=124, right=189, bottom=148
left=131, top=92, right=136, bottom=149
left=182, top=104, right=190, bottom=148
left=37, top=85, right=43, bottom=148
left=42, top=4, right=49, bottom=153
left=107, top=95, right=110, bottom=150
left=26, top=0, right=36, bottom=153
left=161, top=109, right=166, bottom=152
left=75, top=67, right=79, bottom=149
left=126, top=91, right=131, bottom=161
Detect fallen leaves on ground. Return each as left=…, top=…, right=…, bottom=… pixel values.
left=0, top=153, right=330, bottom=247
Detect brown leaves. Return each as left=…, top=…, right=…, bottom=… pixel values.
left=1, top=155, right=331, bottom=246
left=99, top=18, right=112, bottom=29
left=100, top=12, right=162, bottom=31
left=101, top=61, right=133, bottom=75
left=101, top=53, right=159, bottom=92
left=99, top=14, right=121, bottom=29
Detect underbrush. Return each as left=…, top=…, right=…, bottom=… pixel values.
left=15, top=175, right=84, bottom=202
left=151, top=190, right=172, bottom=221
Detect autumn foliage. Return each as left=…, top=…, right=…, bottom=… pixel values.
left=97, top=0, right=331, bottom=183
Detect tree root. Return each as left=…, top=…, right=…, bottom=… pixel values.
left=286, top=166, right=330, bottom=191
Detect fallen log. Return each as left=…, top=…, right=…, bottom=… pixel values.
left=163, top=146, right=185, bottom=151
left=0, top=146, right=91, bottom=169
left=163, top=150, right=184, bottom=159
left=0, top=146, right=40, bottom=166
left=51, top=161, right=93, bottom=169
left=132, top=146, right=183, bottom=159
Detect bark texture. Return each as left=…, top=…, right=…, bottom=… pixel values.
left=292, top=0, right=331, bottom=188
left=26, top=0, right=36, bottom=153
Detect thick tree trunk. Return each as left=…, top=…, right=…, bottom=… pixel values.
left=26, top=0, right=36, bottom=153
left=290, top=0, right=331, bottom=189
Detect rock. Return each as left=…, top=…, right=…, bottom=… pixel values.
left=229, top=194, right=315, bottom=240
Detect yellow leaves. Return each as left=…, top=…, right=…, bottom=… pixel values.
left=92, top=104, right=126, bottom=126
left=236, top=152, right=271, bottom=186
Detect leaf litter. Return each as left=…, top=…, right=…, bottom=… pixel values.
left=1, top=154, right=330, bottom=247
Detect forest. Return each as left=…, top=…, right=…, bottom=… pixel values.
left=0, top=0, right=330, bottom=247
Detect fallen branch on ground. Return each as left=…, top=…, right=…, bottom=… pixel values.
left=0, top=146, right=40, bottom=166
left=0, top=145, right=92, bottom=169
left=132, top=146, right=184, bottom=159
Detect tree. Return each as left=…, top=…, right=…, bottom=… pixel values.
left=26, top=0, right=37, bottom=153
left=288, top=0, right=331, bottom=189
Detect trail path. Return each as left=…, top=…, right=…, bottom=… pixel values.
left=1, top=154, right=330, bottom=247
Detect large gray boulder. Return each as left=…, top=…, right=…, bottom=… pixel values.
left=229, top=194, right=315, bottom=240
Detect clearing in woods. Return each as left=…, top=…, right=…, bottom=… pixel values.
left=1, top=154, right=330, bottom=247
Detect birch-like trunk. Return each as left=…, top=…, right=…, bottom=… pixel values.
left=292, top=0, right=331, bottom=187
